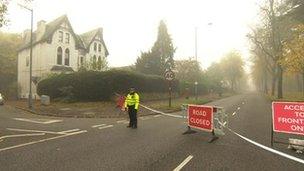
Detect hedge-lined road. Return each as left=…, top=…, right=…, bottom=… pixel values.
left=0, top=93, right=303, bottom=170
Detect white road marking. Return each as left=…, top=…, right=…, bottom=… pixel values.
left=13, top=118, right=62, bottom=124
left=116, top=120, right=128, bottom=124
left=7, top=128, right=66, bottom=135
left=142, top=103, right=304, bottom=165
left=58, top=129, right=80, bottom=134
left=0, top=133, right=45, bottom=140
left=140, top=117, right=150, bottom=120
left=140, top=104, right=185, bottom=118
left=173, top=155, right=193, bottom=171
left=237, top=107, right=241, bottom=110
left=98, top=125, right=114, bottom=130
left=228, top=128, right=304, bottom=164
left=232, top=111, right=236, bottom=116
left=242, top=102, right=245, bottom=105
left=91, top=124, right=106, bottom=128
left=154, top=114, right=162, bottom=118
left=0, top=130, right=87, bottom=153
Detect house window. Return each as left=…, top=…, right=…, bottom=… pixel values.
left=57, top=47, right=63, bottom=65
left=26, top=56, right=29, bottom=67
left=98, top=56, right=102, bottom=70
left=98, top=44, right=101, bottom=52
left=59, top=31, right=63, bottom=42
left=64, top=48, right=70, bottom=66
left=80, top=56, right=84, bottom=66
left=92, top=55, right=97, bottom=70
left=65, top=33, right=70, bottom=44
left=94, top=42, right=97, bottom=51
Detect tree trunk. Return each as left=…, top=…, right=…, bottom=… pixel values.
left=277, top=65, right=283, bottom=99
left=264, top=70, right=268, bottom=94
left=296, top=74, right=301, bottom=92
left=302, top=72, right=304, bottom=97
left=271, top=74, right=276, bottom=96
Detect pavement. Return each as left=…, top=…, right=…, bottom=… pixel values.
left=0, top=92, right=303, bottom=170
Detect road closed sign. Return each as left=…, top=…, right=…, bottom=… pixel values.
left=272, top=102, right=304, bottom=135
left=188, top=105, right=213, bottom=132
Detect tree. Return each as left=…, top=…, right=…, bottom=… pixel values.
left=280, top=24, right=304, bottom=95
left=0, top=32, right=22, bottom=97
left=151, top=20, right=176, bottom=71
left=220, top=51, right=245, bottom=91
left=175, top=58, right=202, bottom=84
left=135, top=50, right=162, bottom=75
left=250, top=52, right=271, bottom=94
left=248, top=0, right=296, bottom=98
left=135, top=20, right=175, bottom=75
left=0, top=0, right=32, bottom=27
left=205, top=62, right=225, bottom=94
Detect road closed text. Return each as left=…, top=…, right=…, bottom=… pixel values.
left=188, top=105, right=213, bottom=132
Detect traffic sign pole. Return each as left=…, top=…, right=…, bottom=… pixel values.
left=169, top=81, right=172, bottom=107
left=271, top=117, right=274, bottom=147
left=164, top=70, right=175, bottom=108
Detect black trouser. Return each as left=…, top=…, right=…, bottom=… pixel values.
left=128, top=105, right=137, bottom=127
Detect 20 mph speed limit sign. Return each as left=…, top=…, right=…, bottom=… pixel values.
left=164, top=70, right=175, bottom=81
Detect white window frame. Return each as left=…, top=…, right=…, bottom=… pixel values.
left=65, top=33, right=70, bottom=44
left=58, top=31, right=63, bottom=43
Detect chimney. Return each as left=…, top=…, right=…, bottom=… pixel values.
left=22, top=29, right=31, bottom=43
left=36, top=20, right=46, bottom=40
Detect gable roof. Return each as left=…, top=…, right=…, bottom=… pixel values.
left=18, top=15, right=80, bottom=51
left=79, top=28, right=109, bottom=56
left=18, top=15, right=108, bottom=56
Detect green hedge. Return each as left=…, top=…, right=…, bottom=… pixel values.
left=37, top=70, right=179, bottom=101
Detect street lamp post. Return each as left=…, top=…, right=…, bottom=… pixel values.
left=194, top=23, right=212, bottom=101
left=19, top=4, right=33, bottom=109
left=194, top=27, right=198, bottom=101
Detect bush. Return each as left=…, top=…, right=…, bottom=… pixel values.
left=37, top=70, right=179, bottom=101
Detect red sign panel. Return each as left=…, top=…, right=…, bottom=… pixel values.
left=188, top=105, right=213, bottom=132
left=272, top=102, right=304, bottom=136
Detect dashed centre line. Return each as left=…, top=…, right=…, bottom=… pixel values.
left=237, top=107, right=241, bottom=110
left=7, top=128, right=66, bottom=135
left=98, top=125, right=114, bottom=130
left=116, top=120, right=129, bottom=124
left=58, top=129, right=80, bottom=134
left=91, top=124, right=106, bottom=128
left=140, top=117, right=150, bottom=120
left=232, top=111, right=237, bottom=116
left=0, top=130, right=87, bottom=153
left=173, top=155, right=193, bottom=171
left=0, top=133, right=46, bottom=140
left=13, top=118, right=62, bottom=124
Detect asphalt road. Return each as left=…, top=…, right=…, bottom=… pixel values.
left=0, top=93, right=303, bottom=171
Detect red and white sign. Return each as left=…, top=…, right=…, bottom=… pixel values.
left=188, top=105, right=213, bottom=132
left=272, top=102, right=304, bottom=136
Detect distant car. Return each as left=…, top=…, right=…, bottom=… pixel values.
left=0, top=93, right=4, bottom=105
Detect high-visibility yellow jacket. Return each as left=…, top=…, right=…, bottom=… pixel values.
left=124, top=93, right=140, bottom=110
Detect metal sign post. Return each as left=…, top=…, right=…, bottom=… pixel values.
left=182, top=104, right=227, bottom=143
left=271, top=101, right=304, bottom=148
left=169, top=81, right=172, bottom=107
left=164, top=70, right=175, bottom=108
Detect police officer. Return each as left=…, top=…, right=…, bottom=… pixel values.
left=124, top=88, right=140, bottom=129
